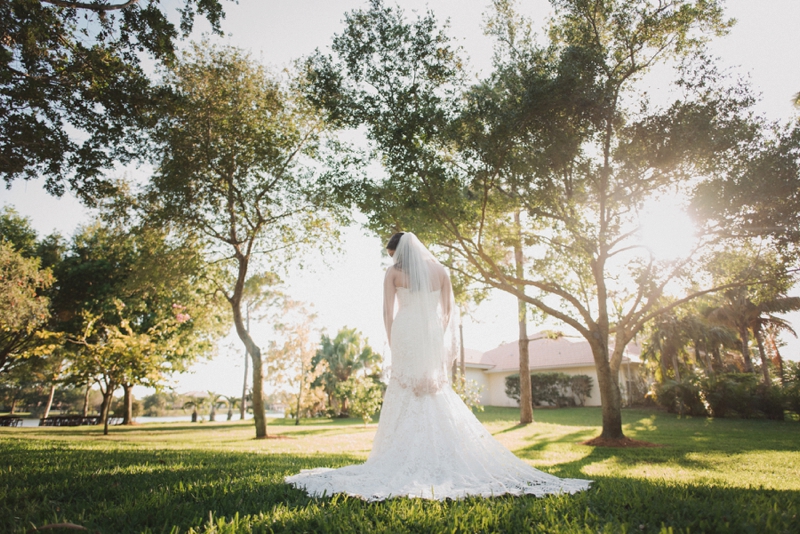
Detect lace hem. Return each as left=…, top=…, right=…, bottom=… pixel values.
left=285, top=468, right=592, bottom=501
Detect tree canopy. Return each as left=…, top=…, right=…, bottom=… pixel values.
left=1, top=0, right=229, bottom=202
left=145, top=42, right=341, bottom=438
left=304, top=0, right=793, bottom=441
left=51, top=214, right=228, bottom=432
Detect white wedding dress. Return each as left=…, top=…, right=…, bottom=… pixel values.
left=285, top=287, right=592, bottom=501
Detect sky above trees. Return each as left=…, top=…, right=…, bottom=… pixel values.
left=3, top=0, right=800, bottom=397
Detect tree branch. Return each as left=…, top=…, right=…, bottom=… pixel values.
left=42, top=0, right=139, bottom=12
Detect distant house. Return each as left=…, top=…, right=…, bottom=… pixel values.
left=462, top=333, right=641, bottom=407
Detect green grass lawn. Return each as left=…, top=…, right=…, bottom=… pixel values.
left=1, top=407, right=799, bottom=533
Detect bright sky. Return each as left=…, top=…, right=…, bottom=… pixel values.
left=3, top=0, right=800, bottom=397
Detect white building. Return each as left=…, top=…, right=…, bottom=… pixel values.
left=462, top=333, right=641, bottom=407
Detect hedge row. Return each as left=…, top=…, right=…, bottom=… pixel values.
left=504, top=372, right=594, bottom=407
left=652, top=372, right=800, bottom=420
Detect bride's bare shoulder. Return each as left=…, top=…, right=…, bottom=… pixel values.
left=430, top=261, right=447, bottom=277
left=385, top=264, right=402, bottom=282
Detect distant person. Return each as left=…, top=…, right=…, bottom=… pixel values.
left=286, top=232, right=591, bottom=500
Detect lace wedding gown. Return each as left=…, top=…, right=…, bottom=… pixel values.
left=285, top=288, right=592, bottom=501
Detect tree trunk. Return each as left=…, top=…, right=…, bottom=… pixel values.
left=9, top=396, right=18, bottom=415
left=99, top=392, right=108, bottom=422
left=659, top=352, right=669, bottom=383
left=592, top=342, right=624, bottom=440
left=459, top=321, right=466, bottom=387
left=232, top=285, right=268, bottom=438
left=753, top=327, right=771, bottom=385
left=100, top=385, right=115, bottom=436
left=514, top=209, right=533, bottom=424
left=517, top=312, right=532, bottom=424
left=121, top=383, right=133, bottom=425
left=767, top=333, right=785, bottom=385
left=209, top=403, right=216, bottom=422
left=738, top=325, right=754, bottom=372
left=240, top=346, right=249, bottom=420
left=249, top=350, right=268, bottom=437
left=42, top=383, right=56, bottom=420
left=712, top=345, right=723, bottom=372
left=295, top=379, right=303, bottom=426
left=700, top=341, right=714, bottom=375
left=82, top=384, right=91, bottom=417
left=671, top=350, right=681, bottom=382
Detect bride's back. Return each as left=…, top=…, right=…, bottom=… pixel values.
left=390, top=260, right=446, bottom=292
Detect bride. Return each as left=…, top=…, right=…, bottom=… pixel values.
left=285, top=232, right=591, bottom=500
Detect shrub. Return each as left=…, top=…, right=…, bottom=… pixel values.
left=335, top=376, right=384, bottom=426
left=699, top=374, right=737, bottom=418
left=724, top=374, right=760, bottom=419
left=452, top=378, right=485, bottom=412
left=531, top=372, right=569, bottom=406
left=697, top=373, right=782, bottom=419
left=757, top=385, right=785, bottom=421
left=143, top=392, right=170, bottom=416
left=505, top=374, right=521, bottom=402
left=570, top=375, right=594, bottom=406
left=504, top=372, right=593, bottom=408
left=653, top=377, right=706, bottom=416
left=784, top=384, right=800, bottom=418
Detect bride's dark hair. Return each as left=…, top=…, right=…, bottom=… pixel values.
left=386, top=232, right=404, bottom=251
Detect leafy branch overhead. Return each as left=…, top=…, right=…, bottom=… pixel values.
left=0, top=0, right=229, bottom=202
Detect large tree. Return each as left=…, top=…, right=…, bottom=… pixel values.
left=53, top=217, right=226, bottom=432
left=306, top=0, right=784, bottom=442
left=0, top=208, right=55, bottom=375
left=1, top=0, right=229, bottom=202
left=146, top=43, right=340, bottom=438
left=0, top=241, right=53, bottom=375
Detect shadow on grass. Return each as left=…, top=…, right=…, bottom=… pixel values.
left=277, top=426, right=375, bottom=439
left=1, top=440, right=798, bottom=534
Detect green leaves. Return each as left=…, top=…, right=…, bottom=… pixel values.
left=0, top=241, right=53, bottom=374
left=0, top=0, right=230, bottom=202
left=150, top=41, right=333, bottom=269
left=335, top=374, right=384, bottom=425
left=311, top=327, right=380, bottom=416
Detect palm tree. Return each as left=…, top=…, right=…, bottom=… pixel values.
left=703, top=325, right=740, bottom=373
left=206, top=391, right=226, bottom=422
left=643, top=312, right=688, bottom=383
left=706, top=290, right=800, bottom=384
left=221, top=395, right=240, bottom=421
left=677, top=311, right=741, bottom=375
left=764, top=322, right=797, bottom=384
left=311, top=327, right=380, bottom=415
left=182, top=397, right=207, bottom=423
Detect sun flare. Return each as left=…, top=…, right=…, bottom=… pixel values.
left=637, top=194, right=697, bottom=260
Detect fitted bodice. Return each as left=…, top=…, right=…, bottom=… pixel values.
left=395, top=287, right=441, bottom=311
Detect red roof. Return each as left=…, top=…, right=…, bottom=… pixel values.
left=465, top=333, right=639, bottom=373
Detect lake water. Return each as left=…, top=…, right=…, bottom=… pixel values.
left=16, top=412, right=285, bottom=427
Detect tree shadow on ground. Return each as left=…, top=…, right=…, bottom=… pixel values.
left=277, top=426, right=375, bottom=438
